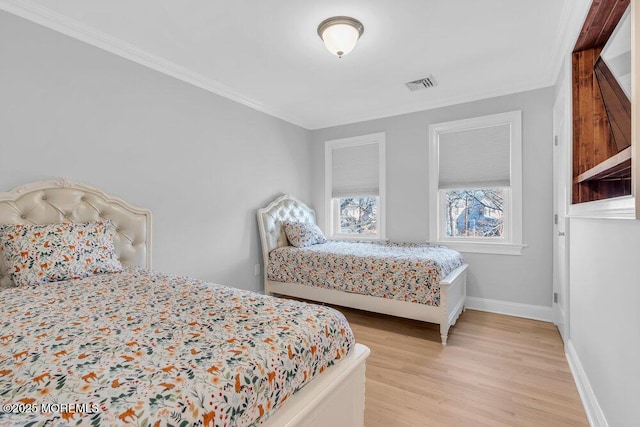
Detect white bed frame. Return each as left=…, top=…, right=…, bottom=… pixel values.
left=257, top=194, right=468, bottom=346
left=0, top=179, right=370, bottom=427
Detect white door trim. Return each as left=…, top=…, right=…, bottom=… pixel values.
left=552, top=57, right=572, bottom=342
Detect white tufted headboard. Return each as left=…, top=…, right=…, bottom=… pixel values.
left=0, top=179, right=152, bottom=287
left=256, top=194, right=317, bottom=270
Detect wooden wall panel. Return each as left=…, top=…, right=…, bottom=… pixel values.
left=572, top=48, right=625, bottom=203
left=594, top=58, right=632, bottom=151
left=574, top=0, right=630, bottom=52
left=571, top=0, right=631, bottom=204
left=572, top=54, right=581, bottom=204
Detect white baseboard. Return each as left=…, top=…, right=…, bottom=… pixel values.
left=565, top=340, right=609, bottom=427
left=465, top=296, right=553, bottom=322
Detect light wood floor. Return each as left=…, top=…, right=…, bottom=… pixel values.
left=337, top=307, right=588, bottom=427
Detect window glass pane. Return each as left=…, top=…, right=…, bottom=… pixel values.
left=444, top=189, right=504, bottom=238
left=338, top=197, right=378, bottom=235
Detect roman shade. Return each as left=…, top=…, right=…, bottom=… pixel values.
left=438, top=123, right=511, bottom=189
left=331, top=142, right=380, bottom=198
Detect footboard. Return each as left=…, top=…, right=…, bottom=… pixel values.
left=438, top=264, right=468, bottom=345
left=264, top=344, right=370, bottom=426
left=265, top=262, right=468, bottom=346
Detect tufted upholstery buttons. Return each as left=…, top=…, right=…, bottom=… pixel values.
left=0, top=180, right=152, bottom=283
left=258, top=195, right=317, bottom=257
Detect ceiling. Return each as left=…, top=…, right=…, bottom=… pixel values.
left=1, top=0, right=589, bottom=129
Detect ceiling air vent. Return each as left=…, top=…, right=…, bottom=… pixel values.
left=405, top=75, right=438, bottom=91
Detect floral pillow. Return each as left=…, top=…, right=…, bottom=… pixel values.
left=0, top=221, right=122, bottom=288
left=283, top=221, right=327, bottom=248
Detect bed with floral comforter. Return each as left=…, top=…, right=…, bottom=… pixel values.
left=0, top=268, right=354, bottom=426
left=268, top=241, right=464, bottom=307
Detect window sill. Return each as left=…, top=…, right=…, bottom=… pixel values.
left=428, top=241, right=526, bottom=255
left=568, top=195, right=636, bottom=219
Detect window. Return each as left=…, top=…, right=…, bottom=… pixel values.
left=429, top=111, right=523, bottom=255
left=325, top=133, right=385, bottom=239
left=444, top=188, right=506, bottom=238
left=336, top=196, right=378, bottom=235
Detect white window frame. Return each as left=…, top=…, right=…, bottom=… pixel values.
left=325, top=132, right=386, bottom=240
left=428, top=111, right=525, bottom=255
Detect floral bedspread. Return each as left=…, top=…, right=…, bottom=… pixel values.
left=268, top=241, right=464, bottom=306
left=0, top=268, right=354, bottom=426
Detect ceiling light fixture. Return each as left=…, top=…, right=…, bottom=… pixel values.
left=317, top=16, right=364, bottom=58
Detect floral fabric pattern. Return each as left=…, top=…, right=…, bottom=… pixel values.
left=282, top=221, right=327, bottom=248
left=0, top=221, right=122, bottom=288
left=0, top=268, right=354, bottom=426
left=268, top=241, right=464, bottom=306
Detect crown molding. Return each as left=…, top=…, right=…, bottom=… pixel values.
left=1, top=0, right=591, bottom=131
left=0, top=0, right=305, bottom=128
left=306, top=79, right=553, bottom=130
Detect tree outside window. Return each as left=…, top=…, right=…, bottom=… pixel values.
left=444, top=189, right=504, bottom=238
left=338, top=197, right=378, bottom=235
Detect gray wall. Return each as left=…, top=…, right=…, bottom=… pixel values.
left=0, top=11, right=312, bottom=292
left=311, top=88, right=555, bottom=307
left=7, top=7, right=638, bottom=424
left=569, top=218, right=640, bottom=426
left=554, top=55, right=640, bottom=426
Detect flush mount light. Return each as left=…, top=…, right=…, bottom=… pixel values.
left=317, top=16, right=364, bottom=58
